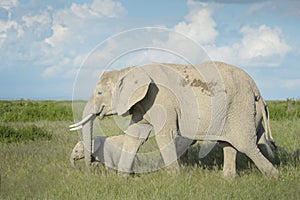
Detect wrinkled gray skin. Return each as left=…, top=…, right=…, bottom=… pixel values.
left=70, top=61, right=278, bottom=177
left=70, top=135, right=195, bottom=169
left=70, top=135, right=124, bottom=169
left=220, top=98, right=276, bottom=177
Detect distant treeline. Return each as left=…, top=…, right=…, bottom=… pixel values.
left=0, top=99, right=299, bottom=122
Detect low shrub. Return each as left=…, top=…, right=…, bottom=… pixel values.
left=0, top=100, right=73, bottom=122
left=0, top=125, right=52, bottom=143
left=268, top=99, right=300, bottom=121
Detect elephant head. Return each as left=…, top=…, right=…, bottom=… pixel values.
left=69, top=66, right=153, bottom=168
left=70, top=141, right=85, bottom=167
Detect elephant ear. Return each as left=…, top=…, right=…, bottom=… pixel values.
left=112, top=67, right=152, bottom=116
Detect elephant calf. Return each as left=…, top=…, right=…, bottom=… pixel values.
left=70, top=135, right=195, bottom=170
left=70, top=135, right=125, bottom=169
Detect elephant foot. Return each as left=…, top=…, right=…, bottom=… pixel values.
left=243, top=146, right=279, bottom=178
left=222, top=169, right=237, bottom=179
left=264, top=167, right=279, bottom=178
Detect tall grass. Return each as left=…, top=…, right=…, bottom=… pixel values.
left=0, top=125, right=52, bottom=143
left=0, top=100, right=299, bottom=199
left=1, top=120, right=299, bottom=199
left=0, top=100, right=72, bottom=122
left=268, top=98, right=300, bottom=120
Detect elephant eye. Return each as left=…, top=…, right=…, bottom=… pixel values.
left=97, top=91, right=103, bottom=95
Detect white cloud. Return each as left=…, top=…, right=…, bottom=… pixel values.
left=42, top=56, right=83, bottom=78
left=22, top=12, right=51, bottom=27
left=71, top=0, right=126, bottom=19
left=44, top=23, right=71, bottom=47
left=172, top=0, right=292, bottom=67
left=21, top=10, right=53, bottom=41
left=0, top=20, right=23, bottom=47
left=35, top=0, right=129, bottom=97
left=0, top=0, right=21, bottom=47
left=0, top=0, right=19, bottom=10
left=174, top=1, right=218, bottom=44
left=42, top=0, right=127, bottom=64
left=239, top=25, right=291, bottom=60
left=246, top=2, right=274, bottom=16
left=207, top=25, right=291, bottom=67
left=0, top=0, right=20, bottom=48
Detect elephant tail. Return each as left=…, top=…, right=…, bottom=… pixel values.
left=260, top=98, right=276, bottom=149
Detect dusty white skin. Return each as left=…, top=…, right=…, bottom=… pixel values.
left=70, top=61, right=278, bottom=177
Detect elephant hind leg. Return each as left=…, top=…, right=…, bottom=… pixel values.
left=220, top=142, right=237, bottom=178
left=235, top=142, right=279, bottom=177
left=226, top=113, right=278, bottom=176
left=227, top=93, right=278, bottom=177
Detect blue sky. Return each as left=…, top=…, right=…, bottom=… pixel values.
left=0, top=0, right=299, bottom=100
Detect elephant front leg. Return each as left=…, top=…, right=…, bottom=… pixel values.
left=117, top=123, right=152, bottom=175
left=155, top=130, right=180, bottom=174
left=118, top=134, right=145, bottom=175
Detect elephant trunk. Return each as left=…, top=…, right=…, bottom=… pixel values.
left=69, top=96, right=100, bottom=169
left=82, top=100, right=96, bottom=169
left=70, top=155, right=76, bottom=167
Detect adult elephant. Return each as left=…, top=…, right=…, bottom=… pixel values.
left=70, top=61, right=278, bottom=177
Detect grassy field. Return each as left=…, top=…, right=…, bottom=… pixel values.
left=0, top=100, right=299, bottom=199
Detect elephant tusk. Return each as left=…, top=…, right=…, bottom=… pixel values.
left=70, top=125, right=83, bottom=131
left=69, top=113, right=95, bottom=128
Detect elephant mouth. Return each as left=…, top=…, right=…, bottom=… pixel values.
left=96, top=105, right=105, bottom=119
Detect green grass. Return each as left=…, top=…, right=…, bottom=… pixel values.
left=268, top=98, right=300, bottom=121
left=0, top=100, right=72, bottom=122
left=0, top=125, right=52, bottom=143
left=0, top=100, right=299, bottom=199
